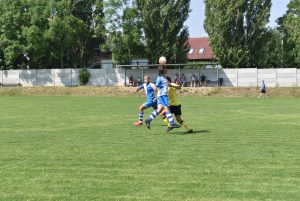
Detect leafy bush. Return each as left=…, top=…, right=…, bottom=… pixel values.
left=79, top=68, right=90, bottom=85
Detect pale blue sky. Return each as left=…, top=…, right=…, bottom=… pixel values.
left=186, top=0, right=290, bottom=37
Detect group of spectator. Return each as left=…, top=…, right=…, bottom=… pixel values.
left=128, top=73, right=207, bottom=87
left=175, top=73, right=207, bottom=87
left=129, top=75, right=142, bottom=87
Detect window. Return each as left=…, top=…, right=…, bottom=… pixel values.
left=189, top=49, right=194, bottom=54
left=199, top=48, right=205, bottom=54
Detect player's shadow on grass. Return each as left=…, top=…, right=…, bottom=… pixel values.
left=173, top=130, right=210, bottom=135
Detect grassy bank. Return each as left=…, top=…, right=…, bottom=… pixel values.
left=1, top=86, right=300, bottom=97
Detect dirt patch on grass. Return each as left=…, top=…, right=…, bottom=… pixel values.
left=1, top=86, right=300, bottom=97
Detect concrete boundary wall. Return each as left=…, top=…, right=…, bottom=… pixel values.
left=258, top=69, right=277, bottom=87
left=237, top=68, right=258, bottom=87
left=277, top=68, right=297, bottom=87
left=219, top=69, right=237, bottom=87
left=0, top=68, right=299, bottom=87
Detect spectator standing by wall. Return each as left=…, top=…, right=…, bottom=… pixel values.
left=180, top=74, right=186, bottom=87
left=129, top=75, right=135, bottom=86
left=200, top=74, right=206, bottom=87
left=137, top=77, right=142, bottom=86
left=174, top=73, right=180, bottom=84
left=191, top=74, right=198, bottom=87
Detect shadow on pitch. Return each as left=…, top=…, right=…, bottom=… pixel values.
left=172, top=130, right=211, bottom=135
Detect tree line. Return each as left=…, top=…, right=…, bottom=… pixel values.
left=0, top=0, right=190, bottom=69
left=205, top=0, right=300, bottom=68
left=0, top=0, right=299, bottom=69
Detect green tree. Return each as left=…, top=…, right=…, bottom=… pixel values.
left=258, top=29, right=282, bottom=68
left=204, top=0, right=271, bottom=68
left=278, top=0, right=300, bottom=67
left=0, top=0, right=106, bottom=69
left=70, top=0, right=106, bottom=67
left=22, top=0, right=53, bottom=69
left=0, top=0, right=29, bottom=69
left=136, top=0, right=190, bottom=64
left=103, top=0, right=145, bottom=64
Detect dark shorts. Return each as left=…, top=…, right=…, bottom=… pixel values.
left=261, top=89, right=266, bottom=93
left=170, top=105, right=182, bottom=116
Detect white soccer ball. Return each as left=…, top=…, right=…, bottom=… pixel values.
left=158, top=56, right=167, bottom=65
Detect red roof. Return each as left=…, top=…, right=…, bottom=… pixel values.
left=188, top=37, right=214, bottom=61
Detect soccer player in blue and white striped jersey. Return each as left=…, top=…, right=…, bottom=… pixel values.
left=145, top=64, right=181, bottom=130
left=133, top=76, right=157, bottom=126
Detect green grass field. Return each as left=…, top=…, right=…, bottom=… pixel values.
left=0, top=96, right=300, bottom=201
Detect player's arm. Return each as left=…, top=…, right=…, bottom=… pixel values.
left=169, top=83, right=181, bottom=90
left=155, top=77, right=162, bottom=89
left=135, top=85, right=144, bottom=93
left=155, top=77, right=162, bottom=93
left=153, top=84, right=158, bottom=92
left=152, top=84, right=158, bottom=102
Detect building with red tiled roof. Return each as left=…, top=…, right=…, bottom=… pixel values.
left=188, top=37, right=214, bottom=62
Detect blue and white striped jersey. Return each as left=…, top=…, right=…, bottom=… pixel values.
left=156, top=75, right=168, bottom=97
left=138, top=83, right=155, bottom=101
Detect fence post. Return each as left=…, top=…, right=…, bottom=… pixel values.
left=53, top=69, right=55, bottom=87
left=18, top=69, right=20, bottom=86
left=296, top=68, right=298, bottom=87
left=179, top=66, right=181, bottom=78
left=236, top=68, right=238, bottom=87
left=106, top=69, right=109, bottom=86
left=124, top=67, right=127, bottom=86
left=141, top=67, right=144, bottom=83
left=275, top=68, right=278, bottom=87
left=36, top=69, right=38, bottom=87
left=70, top=68, right=73, bottom=87
left=198, top=68, right=200, bottom=87
left=216, top=68, right=219, bottom=87
left=256, top=68, right=258, bottom=88
left=1, top=70, right=3, bottom=87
